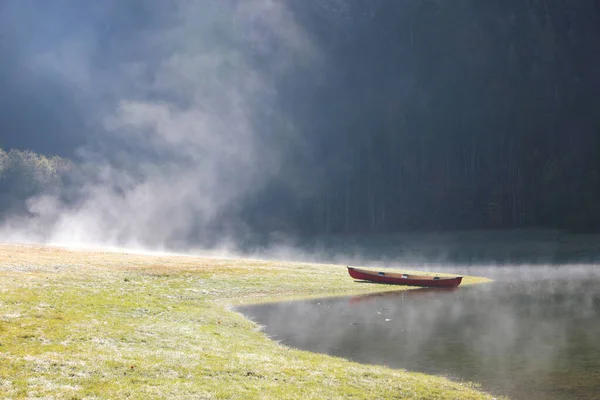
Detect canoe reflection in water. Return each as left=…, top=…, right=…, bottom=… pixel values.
left=348, top=286, right=460, bottom=304
left=239, top=273, right=600, bottom=400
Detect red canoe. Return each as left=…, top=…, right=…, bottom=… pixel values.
left=347, top=266, right=462, bottom=288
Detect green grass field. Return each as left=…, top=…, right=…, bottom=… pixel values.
left=0, top=243, right=499, bottom=399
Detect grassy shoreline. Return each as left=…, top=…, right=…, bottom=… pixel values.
left=0, top=243, right=497, bottom=399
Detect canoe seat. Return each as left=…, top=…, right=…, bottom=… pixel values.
left=378, top=272, right=385, bottom=276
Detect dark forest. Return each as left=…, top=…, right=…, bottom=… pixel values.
left=2, top=0, right=600, bottom=241
left=258, top=0, right=600, bottom=235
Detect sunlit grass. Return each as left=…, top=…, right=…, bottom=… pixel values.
left=0, top=243, right=497, bottom=399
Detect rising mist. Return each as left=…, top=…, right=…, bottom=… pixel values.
left=0, top=0, right=317, bottom=251
left=240, top=265, right=600, bottom=400
left=3, top=1, right=600, bottom=256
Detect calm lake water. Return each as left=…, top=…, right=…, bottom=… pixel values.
left=239, top=267, right=600, bottom=400
left=248, top=229, right=600, bottom=266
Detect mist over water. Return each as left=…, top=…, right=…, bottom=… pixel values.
left=2, top=3, right=600, bottom=400
left=240, top=266, right=600, bottom=400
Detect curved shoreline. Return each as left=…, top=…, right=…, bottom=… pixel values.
left=0, top=243, right=499, bottom=399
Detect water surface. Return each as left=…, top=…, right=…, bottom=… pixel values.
left=240, top=268, right=600, bottom=400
